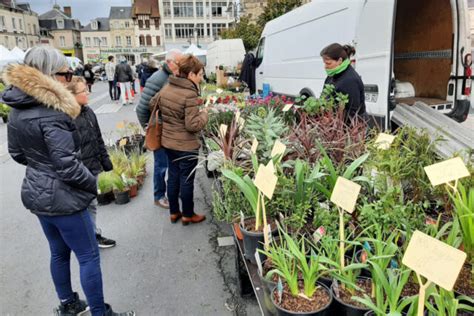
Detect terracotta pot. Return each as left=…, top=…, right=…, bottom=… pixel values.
left=129, top=184, right=138, bottom=198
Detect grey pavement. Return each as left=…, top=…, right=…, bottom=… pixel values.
left=0, top=81, right=260, bottom=316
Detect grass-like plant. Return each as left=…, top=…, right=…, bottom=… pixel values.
left=425, top=287, right=474, bottom=316
left=97, top=172, right=114, bottom=194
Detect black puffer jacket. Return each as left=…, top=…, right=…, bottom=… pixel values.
left=75, top=106, right=113, bottom=176
left=115, top=62, right=133, bottom=83
left=324, top=65, right=366, bottom=122
left=1, top=64, right=97, bottom=216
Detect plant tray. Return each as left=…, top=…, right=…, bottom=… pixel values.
left=232, top=225, right=276, bottom=316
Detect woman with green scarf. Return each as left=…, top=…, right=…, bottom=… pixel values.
left=320, top=43, right=367, bottom=123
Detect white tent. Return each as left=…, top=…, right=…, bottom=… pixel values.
left=184, top=44, right=207, bottom=56
left=10, top=47, right=25, bottom=60
left=0, top=45, right=22, bottom=70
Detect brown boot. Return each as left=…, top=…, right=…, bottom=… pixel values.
left=182, top=213, right=206, bottom=226
left=170, top=212, right=182, bottom=223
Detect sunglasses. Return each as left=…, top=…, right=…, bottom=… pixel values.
left=56, top=72, right=73, bottom=82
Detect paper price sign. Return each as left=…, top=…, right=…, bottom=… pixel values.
left=282, top=103, right=293, bottom=112
left=254, top=164, right=278, bottom=199
left=251, top=137, right=259, bottom=154
left=219, top=124, right=228, bottom=138
left=330, top=177, right=361, bottom=214
left=424, top=157, right=470, bottom=187
left=255, top=250, right=263, bottom=276
left=374, top=133, right=395, bottom=150
left=271, top=139, right=286, bottom=158
left=119, top=138, right=128, bottom=147
left=402, top=230, right=466, bottom=291
left=235, top=110, right=241, bottom=122
left=263, top=224, right=272, bottom=248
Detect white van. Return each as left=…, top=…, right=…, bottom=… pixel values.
left=254, top=0, right=472, bottom=129
left=205, top=39, right=246, bottom=75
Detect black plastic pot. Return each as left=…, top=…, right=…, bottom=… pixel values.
left=331, top=278, right=371, bottom=316
left=271, top=282, right=333, bottom=316
left=240, top=218, right=277, bottom=264
left=1, top=116, right=8, bottom=123
left=364, top=312, right=408, bottom=316
left=114, top=190, right=130, bottom=205
left=97, top=191, right=115, bottom=205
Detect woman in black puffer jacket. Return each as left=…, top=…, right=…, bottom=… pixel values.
left=1, top=47, right=134, bottom=316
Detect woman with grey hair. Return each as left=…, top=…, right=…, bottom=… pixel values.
left=0, top=46, right=134, bottom=316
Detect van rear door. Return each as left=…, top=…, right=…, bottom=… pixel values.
left=355, top=0, right=396, bottom=129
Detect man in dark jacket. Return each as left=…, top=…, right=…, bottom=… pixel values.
left=115, top=58, right=134, bottom=106
left=67, top=76, right=116, bottom=249
left=136, top=49, right=182, bottom=209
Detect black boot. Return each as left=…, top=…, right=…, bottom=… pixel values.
left=104, top=303, right=135, bottom=316
left=54, top=292, right=89, bottom=316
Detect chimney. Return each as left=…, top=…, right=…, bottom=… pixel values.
left=63, top=6, right=72, bottom=18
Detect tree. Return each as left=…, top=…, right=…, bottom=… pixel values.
left=257, top=0, right=302, bottom=27
left=221, top=16, right=262, bottom=52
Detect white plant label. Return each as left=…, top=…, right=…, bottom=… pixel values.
left=374, top=133, right=395, bottom=150
left=219, top=124, right=228, bottom=138
left=282, top=103, right=293, bottom=112
left=240, top=211, right=245, bottom=227
left=330, top=177, right=361, bottom=214
left=251, top=137, right=258, bottom=154
left=254, top=164, right=278, bottom=199
left=255, top=250, right=263, bottom=277
left=271, top=139, right=286, bottom=158
left=424, top=157, right=470, bottom=187
left=313, top=226, right=326, bottom=243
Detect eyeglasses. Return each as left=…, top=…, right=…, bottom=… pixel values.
left=56, top=72, right=73, bottom=82
left=75, top=89, right=89, bottom=95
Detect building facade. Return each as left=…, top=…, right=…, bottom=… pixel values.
left=131, top=0, right=164, bottom=62
left=0, top=1, right=40, bottom=50
left=159, top=0, right=234, bottom=50
left=81, top=18, right=111, bottom=64
left=39, top=4, right=83, bottom=59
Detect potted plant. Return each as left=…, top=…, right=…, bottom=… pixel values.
left=124, top=176, right=138, bottom=198
left=425, top=286, right=474, bottom=316
left=97, top=172, right=115, bottom=205
left=0, top=103, right=10, bottom=123
left=110, top=173, right=130, bottom=205
left=260, top=229, right=334, bottom=316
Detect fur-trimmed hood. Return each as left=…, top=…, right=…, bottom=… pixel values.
left=1, top=64, right=80, bottom=118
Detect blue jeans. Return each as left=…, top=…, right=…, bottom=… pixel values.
left=165, top=148, right=198, bottom=217
left=37, top=210, right=105, bottom=316
left=154, top=148, right=168, bottom=201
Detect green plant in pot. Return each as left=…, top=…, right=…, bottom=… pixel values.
left=110, top=173, right=130, bottom=205
left=260, top=227, right=335, bottom=315
left=97, top=172, right=115, bottom=205
left=425, top=286, right=474, bottom=316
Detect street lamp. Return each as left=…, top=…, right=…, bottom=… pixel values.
left=226, top=2, right=245, bottom=24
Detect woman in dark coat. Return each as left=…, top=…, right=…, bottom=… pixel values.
left=83, top=63, right=95, bottom=92
left=1, top=47, right=133, bottom=316
left=320, top=43, right=367, bottom=123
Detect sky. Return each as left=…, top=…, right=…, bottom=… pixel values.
left=29, top=0, right=132, bottom=25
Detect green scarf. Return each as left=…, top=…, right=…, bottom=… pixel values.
left=325, top=58, right=350, bottom=77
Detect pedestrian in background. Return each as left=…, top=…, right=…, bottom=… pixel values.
left=105, top=56, right=118, bottom=101
left=1, top=46, right=134, bottom=316
left=140, top=58, right=159, bottom=90
left=152, top=54, right=208, bottom=225
left=83, top=63, right=95, bottom=92
left=115, top=58, right=134, bottom=106
left=66, top=76, right=117, bottom=249
left=320, top=43, right=367, bottom=123
left=136, top=49, right=183, bottom=210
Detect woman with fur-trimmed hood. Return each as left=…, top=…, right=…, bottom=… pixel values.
left=0, top=47, right=134, bottom=316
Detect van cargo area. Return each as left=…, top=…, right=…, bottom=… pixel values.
left=393, top=0, right=453, bottom=111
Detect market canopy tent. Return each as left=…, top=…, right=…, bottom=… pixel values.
left=0, top=45, right=22, bottom=70
left=10, top=47, right=25, bottom=60
left=184, top=44, right=207, bottom=56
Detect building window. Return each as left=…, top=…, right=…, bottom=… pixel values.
left=165, top=24, right=172, bottom=38
left=126, top=36, right=131, bottom=46
left=33, top=24, right=37, bottom=34
left=145, top=20, right=150, bottom=29
left=125, top=21, right=130, bottom=28
left=154, top=18, right=160, bottom=30
left=139, top=35, right=145, bottom=46
left=57, top=19, right=64, bottom=29
left=196, top=23, right=205, bottom=37
left=146, top=35, right=152, bottom=46
left=115, top=36, right=121, bottom=46
left=101, top=37, right=107, bottom=46
left=196, top=2, right=204, bottom=17
left=4, top=35, right=8, bottom=47
left=0, top=16, right=5, bottom=29
left=59, top=36, right=65, bottom=47
left=12, top=17, right=16, bottom=29
left=163, top=2, right=171, bottom=17
left=94, top=37, right=100, bottom=46
left=156, top=36, right=161, bottom=45
left=85, top=37, right=91, bottom=46
left=173, top=2, right=194, bottom=17
left=19, top=19, right=23, bottom=30
left=211, top=2, right=227, bottom=17
left=138, top=20, right=143, bottom=28
left=175, top=23, right=195, bottom=39
left=212, top=23, right=226, bottom=36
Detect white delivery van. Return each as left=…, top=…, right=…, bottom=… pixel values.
left=254, top=0, right=472, bottom=130
left=205, top=39, right=246, bottom=75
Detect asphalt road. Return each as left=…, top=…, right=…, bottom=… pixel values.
left=0, top=81, right=260, bottom=316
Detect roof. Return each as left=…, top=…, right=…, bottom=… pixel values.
left=82, top=18, right=110, bottom=32
left=16, top=3, right=33, bottom=13
left=109, top=6, right=132, bottom=20
left=39, top=8, right=70, bottom=20
left=132, top=0, right=160, bottom=18
left=39, top=7, right=81, bottom=30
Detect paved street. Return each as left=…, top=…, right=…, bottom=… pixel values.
left=0, top=81, right=260, bottom=316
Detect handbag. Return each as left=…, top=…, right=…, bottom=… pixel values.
left=145, top=96, right=163, bottom=151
